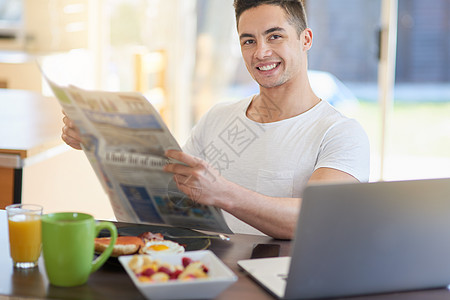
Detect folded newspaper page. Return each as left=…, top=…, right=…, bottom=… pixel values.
left=45, top=77, right=232, bottom=234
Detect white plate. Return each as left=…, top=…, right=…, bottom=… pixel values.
left=118, top=250, right=238, bottom=300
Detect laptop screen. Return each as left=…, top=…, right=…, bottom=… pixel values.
left=284, top=178, right=450, bottom=299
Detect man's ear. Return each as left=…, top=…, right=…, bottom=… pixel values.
left=302, top=28, right=313, bottom=51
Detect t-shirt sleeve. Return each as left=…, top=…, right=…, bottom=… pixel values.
left=182, top=121, right=205, bottom=158
left=314, top=119, right=370, bottom=182
left=181, top=105, right=218, bottom=159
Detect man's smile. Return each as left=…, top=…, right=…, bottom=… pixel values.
left=256, top=62, right=281, bottom=71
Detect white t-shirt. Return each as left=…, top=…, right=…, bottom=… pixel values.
left=183, top=96, right=370, bottom=235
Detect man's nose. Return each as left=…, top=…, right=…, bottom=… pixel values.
left=254, top=41, right=272, bottom=59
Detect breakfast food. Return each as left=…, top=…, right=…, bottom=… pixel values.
left=140, top=240, right=185, bottom=255
left=94, top=231, right=185, bottom=257
left=128, top=255, right=209, bottom=282
left=95, top=236, right=144, bottom=257
left=139, top=231, right=164, bottom=241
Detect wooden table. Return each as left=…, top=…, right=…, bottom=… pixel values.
left=0, top=89, right=66, bottom=208
left=1, top=211, right=450, bottom=300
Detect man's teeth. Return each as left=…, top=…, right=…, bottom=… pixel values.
left=258, top=63, right=277, bottom=71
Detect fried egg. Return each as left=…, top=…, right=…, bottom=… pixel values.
left=141, top=240, right=185, bottom=255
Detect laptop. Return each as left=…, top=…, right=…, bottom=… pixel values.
left=238, top=178, right=450, bottom=299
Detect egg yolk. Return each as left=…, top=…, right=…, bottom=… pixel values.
left=149, top=244, right=170, bottom=251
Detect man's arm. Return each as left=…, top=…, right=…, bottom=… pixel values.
left=164, top=150, right=357, bottom=240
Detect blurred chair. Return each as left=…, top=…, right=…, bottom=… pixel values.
left=308, top=70, right=359, bottom=110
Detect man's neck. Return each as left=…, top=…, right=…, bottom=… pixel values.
left=246, top=81, right=320, bottom=123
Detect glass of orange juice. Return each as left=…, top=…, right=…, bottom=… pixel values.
left=6, top=204, right=43, bottom=269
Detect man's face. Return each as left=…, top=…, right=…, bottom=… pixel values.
left=237, top=4, right=310, bottom=89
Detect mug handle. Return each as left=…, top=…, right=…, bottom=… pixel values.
left=91, top=221, right=117, bottom=273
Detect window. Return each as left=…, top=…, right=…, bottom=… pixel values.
left=307, top=0, right=450, bottom=181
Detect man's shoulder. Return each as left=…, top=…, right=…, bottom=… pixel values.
left=312, top=101, right=367, bottom=135
left=203, top=96, right=252, bottom=117
left=315, top=101, right=356, bottom=123
left=210, top=96, right=251, bottom=111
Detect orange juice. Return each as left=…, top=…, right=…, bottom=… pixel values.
left=8, top=214, right=42, bottom=263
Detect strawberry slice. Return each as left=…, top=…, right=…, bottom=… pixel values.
left=139, top=268, right=155, bottom=277
left=182, top=257, right=193, bottom=268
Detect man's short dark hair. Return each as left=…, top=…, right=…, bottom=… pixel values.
left=233, top=0, right=308, bottom=37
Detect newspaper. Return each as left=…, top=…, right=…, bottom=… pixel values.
left=45, top=77, right=232, bottom=234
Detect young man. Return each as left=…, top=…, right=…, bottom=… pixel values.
left=62, top=0, right=369, bottom=239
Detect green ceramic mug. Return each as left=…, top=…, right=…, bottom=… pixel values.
left=41, top=212, right=117, bottom=287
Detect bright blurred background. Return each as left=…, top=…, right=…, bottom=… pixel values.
left=1, top=0, right=449, bottom=182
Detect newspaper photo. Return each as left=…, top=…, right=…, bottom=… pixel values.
left=45, top=76, right=232, bottom=234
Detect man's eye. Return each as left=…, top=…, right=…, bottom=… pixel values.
left=270, top=34, right=282, bottom=40
left=243, top=40, right=254, bottom=45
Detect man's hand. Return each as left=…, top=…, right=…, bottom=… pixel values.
left=164, top=149, right=300, bottom=239
left=163, top=149, right=230, bottom=207
left=61, top=111, right=82, bottom=150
